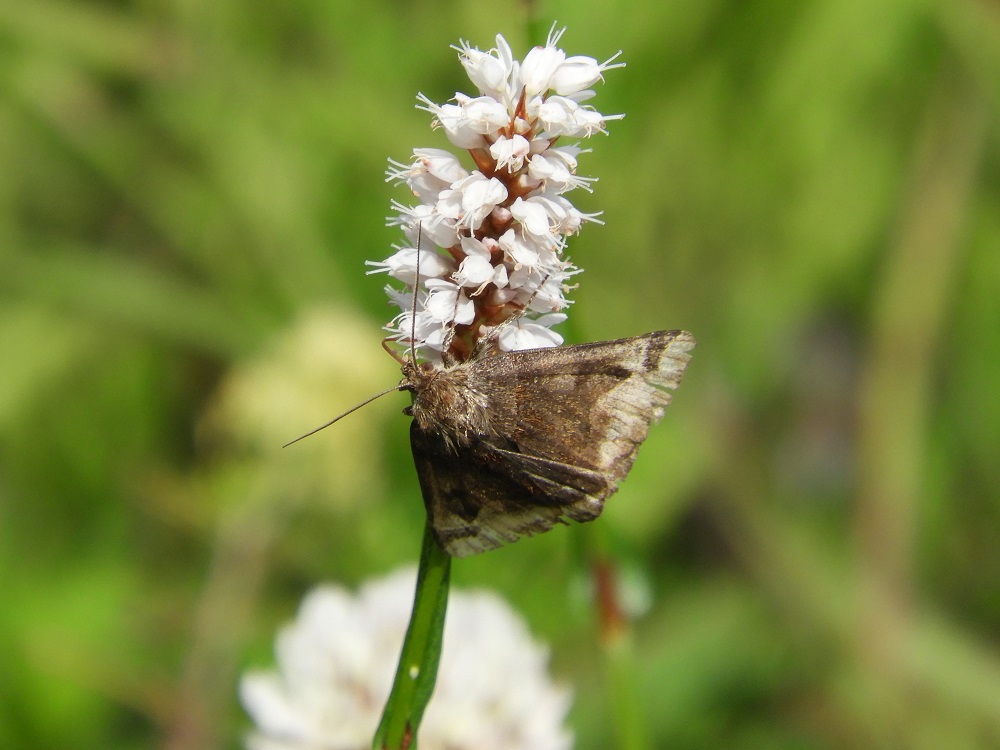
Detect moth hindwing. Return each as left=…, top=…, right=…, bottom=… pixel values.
left=403, top=330, right=695, bottom=556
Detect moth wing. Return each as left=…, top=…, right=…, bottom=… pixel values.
left=471, top=330, right=695, bottom=482
left=411, top=422, right=613, bottom=556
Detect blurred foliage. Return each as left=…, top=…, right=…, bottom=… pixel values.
left=1, top=0, right=999, bottom=749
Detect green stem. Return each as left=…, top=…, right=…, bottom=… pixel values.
left=586, top=525, right=651, bottom=750
left=604, top=626, right=650, bottom=750
left=373, top=521, right=452, bottom=750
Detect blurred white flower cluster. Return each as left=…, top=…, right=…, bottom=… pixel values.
left=368, top=27, right=623, bottom=359
left=240, top=568, right=572, bottom=750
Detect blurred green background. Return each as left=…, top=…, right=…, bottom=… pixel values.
left=2, top=1, right=999, bottom=748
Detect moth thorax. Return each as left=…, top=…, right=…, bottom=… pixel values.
left=411, top=364, right=491, bottom=442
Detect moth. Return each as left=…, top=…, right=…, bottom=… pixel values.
left=399, top=330, right=695, bottom=556
left=288, top=328, right=694, bottom=557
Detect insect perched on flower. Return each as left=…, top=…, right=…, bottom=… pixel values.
left=293, top=27, right=694, bottom=556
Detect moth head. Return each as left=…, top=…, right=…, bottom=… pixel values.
left=398, top=356, right=439, bottom=395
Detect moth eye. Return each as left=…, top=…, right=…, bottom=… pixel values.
left=403, top=405, right=414, bottom=417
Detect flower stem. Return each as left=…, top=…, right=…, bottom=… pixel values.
left=604, top=624, right=651, bottom=750
left=587, top=525, right=651, bottom=750
left=373, top=521, right=452, bottom=750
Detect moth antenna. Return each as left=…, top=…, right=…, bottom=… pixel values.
left=472, top=272, right=554, bottom=357
left=441, top=324, right=457, bottom=356
left=283, top=384, right=402, bottom=448
left=441, top=291, right=460, bottom=354
left=520, top=271, right=553, bottom=316
left=409, top=223, right=422, bottom=365
left=382, top=336, right=406, bottom=366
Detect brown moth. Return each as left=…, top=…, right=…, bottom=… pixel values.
left=400, top=330, right=695, bottom=556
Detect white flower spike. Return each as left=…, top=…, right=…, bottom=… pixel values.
left=374, top=27, right=624, bottom=359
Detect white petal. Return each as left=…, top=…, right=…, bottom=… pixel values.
left=510, top=197, right=553, bottom=240
left=417, top=95, right=488, bottom=149
left=459, top=235, right=491, bottom=259
left=454, top=255, right=495, bottom=287
left=548, top=51, right=624, bottom=96
left=497, top=317, right=565, bottom=351
left=453, top=293, right=475, bottom=325
left=491, top=263, right=509, bottom=288
left=461, top=96, right=510, bottom=135
left=413, top=147, right=469, bottom=183
left=533, top=96, right=579, bottom=136
left=521, top=44, right=566, bottom=98
left=456, top=39, right=510, bottom=95
left=489, top=134, right=530, bottom=172
left=365, top=247, right=453, bottom=285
